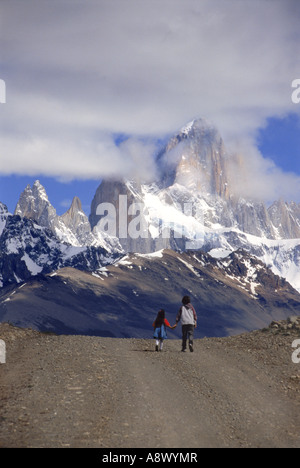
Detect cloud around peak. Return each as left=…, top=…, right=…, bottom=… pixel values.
left=0, top=0, right=300, bottom=201
left=226, top=140, right=300, bottom=204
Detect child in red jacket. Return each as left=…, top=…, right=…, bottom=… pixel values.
left=153, top=309, right=176, bottom=351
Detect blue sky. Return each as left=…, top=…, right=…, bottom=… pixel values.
left=0, top=175, right=101, bottom=216
left=257, top=113, right=300, bottom=175
left=0, top=0, right=300, bottom=213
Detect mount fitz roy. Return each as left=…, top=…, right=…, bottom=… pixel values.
left=0, top=117, right=300, bottom=337
left=89, top=118, right=300, bottom=292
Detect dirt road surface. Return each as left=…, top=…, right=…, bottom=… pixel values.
left=0, top=323, right=299, bottom=448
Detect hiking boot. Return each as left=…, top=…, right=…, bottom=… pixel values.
left=155, top=345, right=159, bottom=352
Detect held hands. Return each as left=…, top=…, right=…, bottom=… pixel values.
left=170, top=323, right=197, bottom=329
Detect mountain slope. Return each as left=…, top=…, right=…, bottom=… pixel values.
left=0, top=249, right=299, bottom=338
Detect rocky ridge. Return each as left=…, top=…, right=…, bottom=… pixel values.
left=268, top=316, right=300, bottom=334
left=0, top=211, right=120, bottom=289
left=0, top=203, right=9, bottom=237
left=14, top=180, right=122, bottom=252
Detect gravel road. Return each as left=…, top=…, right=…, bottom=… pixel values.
left=0, top=323, right=299, bottom=448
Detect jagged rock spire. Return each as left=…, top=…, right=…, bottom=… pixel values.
left=157, top=118, right=230, bottom=199
left=14, top=180, right=57, bottom=228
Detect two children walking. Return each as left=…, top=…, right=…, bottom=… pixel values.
left=153, top=296, right=197, bottom=352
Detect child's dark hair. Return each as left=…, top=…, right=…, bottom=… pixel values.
left=154, top=309, right=165, bottom=327
left=182, top=296, right=191, bottom=305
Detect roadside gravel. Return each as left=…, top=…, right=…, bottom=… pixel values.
left=0, top=322, right=299, bottom=448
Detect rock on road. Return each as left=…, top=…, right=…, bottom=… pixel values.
left=0, top=323, right=300, bottom=448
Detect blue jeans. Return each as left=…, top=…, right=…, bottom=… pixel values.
left=182, top=324, right=194, bottom=350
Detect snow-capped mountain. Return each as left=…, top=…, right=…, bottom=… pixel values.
left=157, top=118, right=230, bottom=198
left=1, top=117, right=300, bottom=336
left=0, top=208, right=120, bottom=288
left=88, top=118, right=300, bottom=291
left=15, top=180, right=123, bottom=253
left=1, top=117, right=300, bottom=295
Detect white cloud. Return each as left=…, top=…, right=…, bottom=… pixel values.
left=60, top=199, right=73, bottom=209
left=0, top=132, right=157, bottom=182
left=226, top=139, right=300, bottom=203
left=1, top=0, right=300, bottom=199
